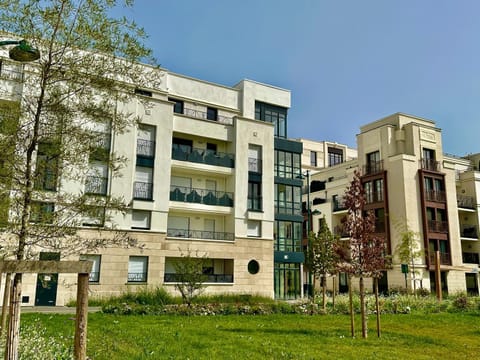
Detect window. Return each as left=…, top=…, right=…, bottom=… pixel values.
left=133, top=166, right=153, bottom=200
left=134, top=88, right=152, bottom=97
left=30, top=202, right=54, bottom=224
left=80, top=254, right=101, bottom=283
left=247, top=220, right=261, bottom=237
left=167, top=216, right=189, bottom=237
left=310, top=151, right=317, bottom=167
left=207, top=107, right=217, bottom=121
left=275, top=184, right=301, bottom=215
left=248, top=181, right=262, bottom=211
left=255, top=101, right=287, bottom=138
left=82, top=206, right=105, bottom=227
left=128, top=256, right=148, bottom=282
left=274, top=221, right=302, bottom=252
left=34, top=142, right=59, bottom=191
left=137, top=125, right=156, bottom=158
left=248, top=144, right=262, bottom=173
left=85, top=162, right=108, bottom=195
left=328, top=147, right=343, bottom=166
left=274, top=150, right=301, bottom=179
left=131, top=210, right=151, bottom=230
left=169, top=98, right=184, bottom=114
left=248, top=260, right=260, bottom=275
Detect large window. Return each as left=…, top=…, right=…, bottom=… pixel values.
left=275, top=184, right=301, bottom=215
left=128, top=256, right=148, bottom=282
left=274, top=150, right=301, bottom=179
left=328, top=147, right=343, bottom=166
left=274, top=221, right=302, bottom=252
left=248, top=144, right=262, bottom=173
left=255, top=101, right=287, bottom=138
left=34, top=142, right=59, bottom=191
left=248, top=181, right=262, bottom=211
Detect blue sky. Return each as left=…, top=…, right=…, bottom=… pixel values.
left=116, top=0, right=480, bottom=156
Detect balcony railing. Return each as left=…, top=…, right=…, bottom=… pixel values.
left=365, top=190, right=384, bottom=204
left=0, top=60, right=23, bottom=82
left=460, top=224, right=478, bottom=239
left=127, top=272, right=147, bottom=282
left=429, top=252, right=451, bottom=265
left=137, top=139, right=155, bottom=157
left=363, top=160, right=383, bottom=176
left=457, top=195, right=476, bottom=209
left=333, top=197, right=347, bottom=212
left=182, top=107, right=233, bottom=125
left=248, top=196, right=262, bottom=211
left=421, top=158, right=441, bottom=172
left=425, top=190, right=446, bottom=203
left=428, top=220, right=448, bottom=233
left=85, top=176, right=108, bottom=195
left=248, top=158, right=262, bottom=173
left=462, top=252, right=480, bottom=264
left=164, top=273, right=233, bottom=283
left=167, top=228, right=234, bottom=241
left=170, top=186, right=234, bottom=207
left=133, top=181, right=153, bottom=200
left=172, top=145, right=234, bottom=168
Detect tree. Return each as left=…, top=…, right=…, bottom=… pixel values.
left=395, top=222, right=424, bottom=295
left=173, top=248, right=208, bottom=306
left=338, top=170, right=387, bottom=338
left=0, top=1, right=160, bottom=357
left=306, top=218, right=339, bottom=310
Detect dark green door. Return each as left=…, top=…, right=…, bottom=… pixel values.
left=35, top=252, right=60, bottom=306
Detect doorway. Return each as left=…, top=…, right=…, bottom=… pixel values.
left=35, top=252, right=60, bottom=306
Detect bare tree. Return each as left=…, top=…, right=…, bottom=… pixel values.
left=338, top=170, right=387, bottom=338
left=0, top=0, right=160, bottom=357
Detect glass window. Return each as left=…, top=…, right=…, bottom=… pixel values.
left=328, top=147, right=343, bottom=166
left=255, top=101, right=288, bottom=138
left=248, top=182, right=262, bottom=211
left=207, top=107, right=217, bottom=121
left=131, top=210, right=151, bottom=230
left=310, top=151, right=317, bottom=167
left=169, top=98, right=184, bottom=114
left=30, top=202, right=54, bottom=224
left=128, top=256, right=148, bottom=282
left=247, top=220, right=261, bottom=237
left=80, top=254, right=101, bottom=283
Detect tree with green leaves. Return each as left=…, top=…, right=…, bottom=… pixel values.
left=173, top=248, right=208, bottom=306
left=395, top=222, right=424, bottom=295
left=0, top=0, right=160, bottom=357
left=306, top=218, right=339, bottom=310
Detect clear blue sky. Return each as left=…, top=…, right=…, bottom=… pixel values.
left=116, top=0, right=480, bottom=156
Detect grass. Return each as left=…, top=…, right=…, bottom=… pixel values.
left=21, top=312, right=480, bottom=359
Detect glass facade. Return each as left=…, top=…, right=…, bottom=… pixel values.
left=255, top=101, right=287, bottom=138
left=274, top=220, right=302, bottom=252
left=274, top=263, right=301, bottom=299
left=274, top=150, right=301, bottom=179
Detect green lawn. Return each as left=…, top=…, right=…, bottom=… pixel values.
left=21, top=312, right=480, bottom=359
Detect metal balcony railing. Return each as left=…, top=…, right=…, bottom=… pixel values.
left=425, top=190, right=446, bottom=203
left=85, top=176, right=108, bottom=195
left=0, top=59, right=23, bottom=82
left=462, top=252, right=480, bottom=264
left=363, top=160, right=383, bottom=176
left=172, top=145, right=234, bottom=168
left=429, top=252, right=451, bottom=265
left=167, top=228, right=234, bottom=241
left=180, top=107, right=233, bottom=125
left=421, top=158, right=441, bottom=172
left=457, top=195, right=476, bottom=209
left=248, top=158, right=262, bottom=173
left=333, top=197, right=347, bottom=212
left=133, top=181, right=153, bottom=200
left=127, top=272, right=147, bottom=282
left=460, top=224, right=478, bottom=239
left=137, top=139, right=155, bottom=157
left=164, top=273, right=233, bottom=283
left=169, top=185, right=234, bottom=207
left=428, top=220, right=449, bottom=233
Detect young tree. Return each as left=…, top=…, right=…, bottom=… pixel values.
left=0, top=1, right=160, bottom=357
left=173, top=248, right=208, bottom=306
left=306, top=218, right=339, bottom=310
left=339, top=170, right=387, bottom=338
left=395, top=222, right=424, bottom=295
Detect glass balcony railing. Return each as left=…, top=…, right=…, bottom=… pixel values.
left=164, top=273, right=233, bottom=283
left=167, top=228, right=234, bottom=241
left=460, top=224, right=478, bottom=238
left=170, top=186, right=233, bottom=207
left=172, top=145, right=234, bottom=168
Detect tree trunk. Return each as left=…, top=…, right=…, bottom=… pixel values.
left=374, top=277, right=381, bottom=338
left=5, top=273, right=22, bottom=360
left=322, top=275, right=326, bottom=311
left=348, top=275, right=354, bottom=338
left=359, top=276, right=367, bottom=338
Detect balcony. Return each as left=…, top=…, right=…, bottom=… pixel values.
left=167, top=228, right=234, bottom=241
left=425, top=190, right=446, bottom=203
left=428, top=220, right=448, bottom=233
left=182, top=107, right=233, bottom=125
left=365, top=190, right=384, bottom=204
left=460, top=224, right=478, bottom=239
left=248, top=158, right=262, bottom=173
left=429, top=252, right=451, bottom=265
left=137, top=139, right=155, bottom=158
left=127, top=272, right=147, bottom=282
left=85, top=176, right=108, bottom=195
left=363, top=160, right=383, bottom=176
left=133, top=181, right=153, bottom=200
left=463, top=252, right=480, bottom=264
left=333, top=196, right=347, bottom=212
left=421, top=158, right=441, bottom=172
left=164, top=273, right=233, bottom=283
left=457, top=195, right=476, bottom=209
left=170, top=186, right=233, bottom=207
left=172, top=145, right=234, bottom=168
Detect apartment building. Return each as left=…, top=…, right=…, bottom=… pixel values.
left=0, top=52, right=306, bottom=304
left=302, top=113, right=479, bottom=295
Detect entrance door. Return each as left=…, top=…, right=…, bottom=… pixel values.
left=35, top=252, right=60, bottom=306
left=466, top=273, right=479, bottom=296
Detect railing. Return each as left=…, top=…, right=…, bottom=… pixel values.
left=172, top=145, right=234, bottom=168
left=170, top=185, right=234, bottom=207
left=181, top=107, right=233, bottom=125
left=365, top=190, right=384, bottom=204
left=428, top=220, right=448, bottom=233
left=462, top=252, right=480, bottom=264
left=164, top=273, right=233, bottom=283
left=167, top=228, right=234, bottom=241
left=137, top=139, right=155, bottom=157
left=429, top=252, right=451, bottom=265
left=89, top=272, right=100, bottom=282
left=248, top=196, right=262, bottom=211
left=0, top=59, right=23, bottom=82
left=127, top=272, right=147, bottom=282
left=460, top=224, right=478, bottom=238
left=421, top=158, right=441, bottom=172
left=363, top=160, right=383, bottom=176
left=425, top=190, right=446, bottom=203
left=248, top=158, right=262, bottom=173
left=85, top=176, right=108, bottom=195
left=457, top=195, right=475, bottom=209
left=133, top=181, right=153, bottom=200
left=333, top=197, right=347, bottom=212
left=91, top=131, right=111, bottom=150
